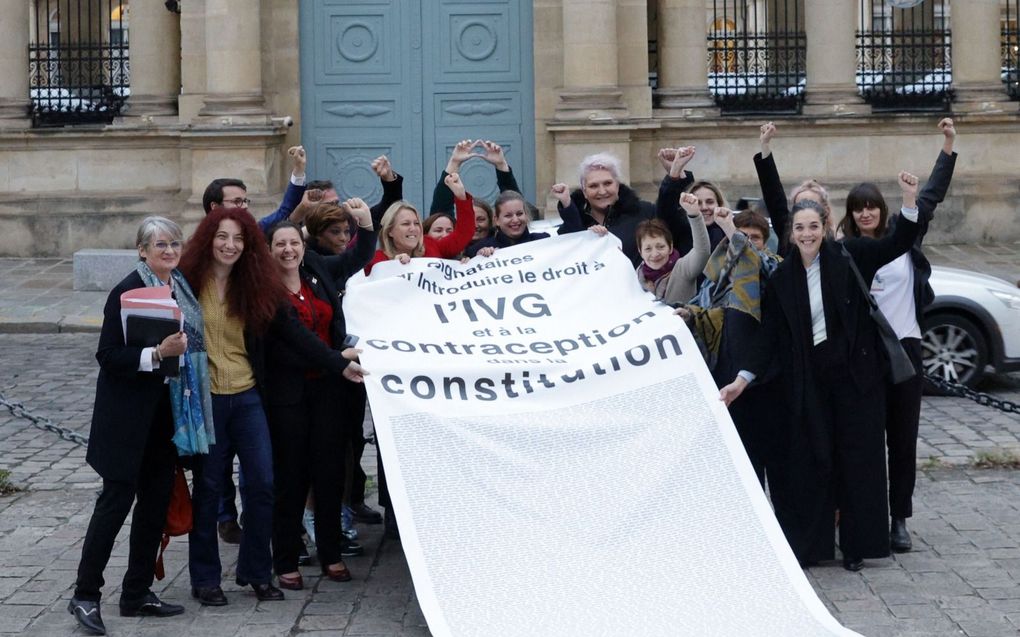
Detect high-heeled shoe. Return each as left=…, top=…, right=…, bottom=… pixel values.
left=322, top=562, right=352, bottom=582
left=277, top=572, right=303, bottom=591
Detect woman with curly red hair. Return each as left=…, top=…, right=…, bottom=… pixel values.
left=178, top=207, right=365, bottom=606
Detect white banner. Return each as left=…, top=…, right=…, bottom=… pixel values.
left=345, top=233, right=860, bottom=637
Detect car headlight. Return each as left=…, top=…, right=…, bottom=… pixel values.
left=989, top=289, right=1020, bottom=311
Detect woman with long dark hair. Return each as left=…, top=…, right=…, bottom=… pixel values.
left=179, top=207, right=364, bottom=606
left=720, top=170, right=922, bottom=571
left=836, top=118, right=957, bottom=552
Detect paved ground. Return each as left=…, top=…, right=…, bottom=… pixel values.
left=0, top=245, right=1019, bottom=636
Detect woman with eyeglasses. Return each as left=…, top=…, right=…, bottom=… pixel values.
left=70, top=217, right=210, bottom=635
left=178, top=207, right=365, bottom=607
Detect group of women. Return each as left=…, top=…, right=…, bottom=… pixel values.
left=69, top=122, right=956, bottom=634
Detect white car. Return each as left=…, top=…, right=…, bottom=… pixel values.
left=924, top=266, right=1020, bottom=387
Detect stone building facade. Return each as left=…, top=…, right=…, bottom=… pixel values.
left=0, top=0, right=1017, bottom=256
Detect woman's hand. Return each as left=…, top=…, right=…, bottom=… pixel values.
left=656, top=147, right=678, bottom=173
left=445, top=172, right=467, bottom=200
left=477, top=246, right=496, bottom=257
left=446, top=139, right=478, bottom=173
left=480, top=140, right=510, bottom=171
left=938, top=117, right=956, bottom=155
left=550, top=183, right=572, bottom=207
left=159, top=331, right=188, bottom=357
left=714, top=207, right=736, bottom=238
left=719, top=376, right=748, bottom=406
left=669, top=146, right=696, bottom=179
left=342, top=361, right=368, bottom=383
left=287, top=145, right=307, bottom=177
left=759, top=121, right=776, bottom=157
left=898, top=171, right=919, bottom=209
left=371, top=155, right=397, bottom=182
left=588, top=224, right=609, bottom=236
left=341, top=347, right=362, bottom=361
left=345, top=197, right=372, bottom=228
left=679, top=191, right=700, bottom=217
left=394, top=253, right=411, bottom=264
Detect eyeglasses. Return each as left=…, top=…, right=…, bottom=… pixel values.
left=150, top=241, right=183, bottom=252
left=222, top=197, right=252, bottom=207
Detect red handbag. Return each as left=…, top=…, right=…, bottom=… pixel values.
left=155, top=466, right=193, bottom=580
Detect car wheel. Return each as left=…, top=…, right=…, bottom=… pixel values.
left=921, top=313, right=989, bottom=391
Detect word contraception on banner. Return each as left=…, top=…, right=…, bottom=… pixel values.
left=345, top=232, right=861, bottom=637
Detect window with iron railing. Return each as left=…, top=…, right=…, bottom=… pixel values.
left=1003, top=2, right=1020, bottom=99
left=856, top=0, right=952, bottom=112
left=706, top=0, right=806, bottom=114
left=28, top=0, right=130, bottom=127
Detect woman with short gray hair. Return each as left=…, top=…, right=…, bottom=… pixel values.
left=569, top=146, right=699, bottom=266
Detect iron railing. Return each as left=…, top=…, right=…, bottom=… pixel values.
left=1004, top=0, right=1020, bottom=99
left=28, top=0, right=130, bottom=127
left=856, top=0, right=952, bottom=111
left=706, top=0, right=806, bottom=114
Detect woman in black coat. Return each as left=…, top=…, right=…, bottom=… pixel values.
left=720, top=171, right=922, bottom=571
left=70, top=217, right=196, bottom=635
left=264, top=200, right=376, bottom=588
left=569, top=147, right=697, bottom=266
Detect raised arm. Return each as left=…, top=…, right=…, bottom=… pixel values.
left=550, top=183, right=585, bottom=235
left=912, top=118, right=957, bottom=242
left=369, top=156, right=404, bottom=227
left=655, top=146, right=696, bottom=255
left=435, top=173, right=477, bottom=257
left=753, top=122, right=790, bottom=251
left=663, top=193, right=711, bottom=304
left=481, top=140, right=522, bottom=194
left=430, top=139, right=478, bottom=213
left=258, top=145, right=308, bottom=232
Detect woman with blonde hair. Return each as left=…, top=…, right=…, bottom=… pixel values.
left=365, top=173, right=476, bottom=274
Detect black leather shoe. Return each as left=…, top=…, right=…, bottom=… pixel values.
left=68, top=598, right=106, bottom=635
left=351, top=502, right=383, bottom=524
left=191, top=586, right=228, bottom=606
left=842, top=556, right=864, bottom=572
left=218, top=519, right=242, bottom=544
left=119, top=591, right=185, bottom=617
left=891, top=517, right=912, bottom=553
left=235, top=578, right=285, bottom=601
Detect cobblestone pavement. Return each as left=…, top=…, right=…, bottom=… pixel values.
left=1, top=334, right=1018, bottom=636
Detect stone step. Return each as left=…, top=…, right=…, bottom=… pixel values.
left=72, top=249, right=139, bottom=291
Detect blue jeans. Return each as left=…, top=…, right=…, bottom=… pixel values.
left=189, top=388, right=274, bottom=588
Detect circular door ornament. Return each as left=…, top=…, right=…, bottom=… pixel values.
left=337, top=22, right=378, bottom=62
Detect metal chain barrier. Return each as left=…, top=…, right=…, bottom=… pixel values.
left=924, top=373, right=1020, bottom=415
left=0, top=390, right=89, bottom=447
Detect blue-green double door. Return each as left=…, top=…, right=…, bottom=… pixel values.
left=299, top=0, right=536, bottom=211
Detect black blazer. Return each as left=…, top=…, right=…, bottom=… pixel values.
left=86, top=271, right=170, bottom=483
left=262, top=239, right=376, bottom=406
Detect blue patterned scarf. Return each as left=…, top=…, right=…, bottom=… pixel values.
left=135, top=261, right=215, bottom=456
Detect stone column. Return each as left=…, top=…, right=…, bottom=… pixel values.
left=200, top=0, right=266, bottom=118
left=556, top=0, right=627, bottom=120
left=655, top=0, right=715, bottom=113
left=127, top=0, right=181, bottom=116
left=0, top=0, right=31, bottom=126
left=803, top=0, right=868, bottom=115
left=951, top=0, right=1010, bottom=112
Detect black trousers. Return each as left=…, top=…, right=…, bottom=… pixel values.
left=886, top=337, right=924, bottom=519
left=267, top=376, right=347, bottom=573
left=74, top=397, right=176, bottom=602
left=341, top=381, right=369, bottom=506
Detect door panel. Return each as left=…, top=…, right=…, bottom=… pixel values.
left=300, top=0, right=533, bottom=211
